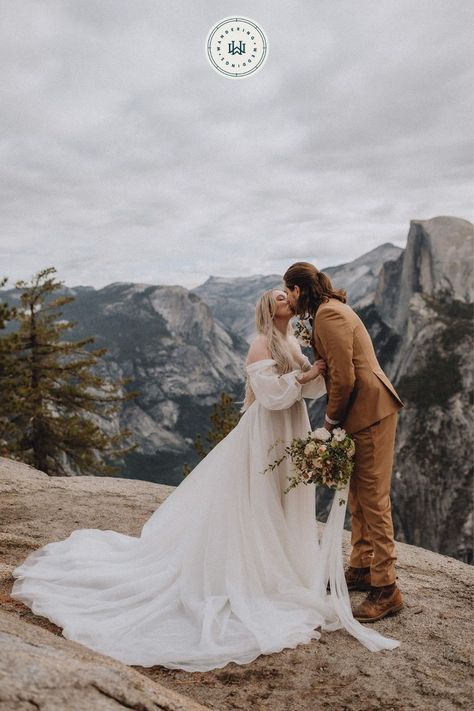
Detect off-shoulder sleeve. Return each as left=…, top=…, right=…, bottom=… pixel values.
left=246, top=359, right=302, bottom=410
left=246, top=358, right=325, bottom=410
left=299, top=356, right=327, bottom=399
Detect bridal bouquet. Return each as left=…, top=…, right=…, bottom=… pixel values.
left=264, top=427, right=355, bottom=503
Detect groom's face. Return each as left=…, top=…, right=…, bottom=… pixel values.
left=284, top=284, right=300, bottom=314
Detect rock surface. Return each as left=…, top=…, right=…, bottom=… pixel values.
left=376, top=217, right=474, bottom=331
left=1, top=457, right=473, bottom=711
left=0, top=611, right=207, bottom=711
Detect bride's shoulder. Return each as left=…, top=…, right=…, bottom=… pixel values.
left=246, top=335, right=272, bottom=365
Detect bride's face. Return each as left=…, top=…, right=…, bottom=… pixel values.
left=272, top=290, right=293, bottom=319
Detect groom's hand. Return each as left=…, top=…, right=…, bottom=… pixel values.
left=324, top=415, right=337, bottom=431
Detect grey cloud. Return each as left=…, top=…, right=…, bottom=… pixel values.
left=0, top=0, right=472, bottom=288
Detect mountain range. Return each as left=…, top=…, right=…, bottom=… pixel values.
left=1, top=215, right=473, bottom=561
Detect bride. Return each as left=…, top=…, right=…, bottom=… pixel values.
left=11, top=289, right=400, bottom=672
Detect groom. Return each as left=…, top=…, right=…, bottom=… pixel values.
left=284, top=261, right=404, bottom=623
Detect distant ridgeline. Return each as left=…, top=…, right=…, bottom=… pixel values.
left=1, top=216, right=472, bottom=563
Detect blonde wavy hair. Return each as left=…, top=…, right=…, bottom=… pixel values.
left=241, top=290, right=300, bottom=412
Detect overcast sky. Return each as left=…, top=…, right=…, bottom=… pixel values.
left=1, top=0, right=473, bottom=289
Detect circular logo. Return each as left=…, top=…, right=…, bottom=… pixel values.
left=206, top=17, right=268, bottom=78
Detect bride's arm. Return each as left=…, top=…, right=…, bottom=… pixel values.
left=288, top=335, right=326, bottom=384
left=288, top=336, right=327, bottom=399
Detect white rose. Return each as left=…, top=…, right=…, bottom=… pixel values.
left=304, top=442, right=317, bottom=456
left=312, top=428, right=331, bottom=442
left=332, top=427, right=346, bottom=442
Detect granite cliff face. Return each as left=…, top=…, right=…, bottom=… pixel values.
left=363, top=217, right=474, bottom=563
left=193, top=274, right=283, bottom=341
left=375, top=216, right=474, bottom=332
left=65, top=283, right=248, bottom=484
left=2, top=282, right=248, bottom=485
left=324, top=242, right=403, bottom=309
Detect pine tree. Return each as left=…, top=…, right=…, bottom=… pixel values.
left=0, top=267, right=138, bottom=475
left=0, top=276, right=17, bottom=329
left=0, top=277, right=20, bottom=455
left=183, top=392, right=241, bottom=476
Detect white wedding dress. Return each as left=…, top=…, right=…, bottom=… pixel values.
left=11, top=358, right=399, bottom=671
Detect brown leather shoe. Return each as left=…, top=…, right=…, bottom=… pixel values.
left=352, top=583, right=403, bottom=622
left=326, top=566, right=371, bottom=593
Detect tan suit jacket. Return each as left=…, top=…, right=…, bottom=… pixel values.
left=313, top=298, right=403, bottom=434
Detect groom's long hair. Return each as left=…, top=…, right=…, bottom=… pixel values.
left=283, top=262, right=346, bottom=318
left=241, top=290, right=300, bottom=412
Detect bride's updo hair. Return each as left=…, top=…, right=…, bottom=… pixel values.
left=241, top=289, right=300, bottom=412
left=283, top=262, right=346, bottom=318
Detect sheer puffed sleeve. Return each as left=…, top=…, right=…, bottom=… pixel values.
left=246, top=358, right=326, bottom=410
left=301, top=374, right=327, bottom=400
left=299, top=356, right=327, bottom=399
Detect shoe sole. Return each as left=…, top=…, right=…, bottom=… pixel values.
left=354, top=603, right=404, bottom=623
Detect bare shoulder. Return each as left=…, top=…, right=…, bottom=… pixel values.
left=246, top=335, right=272, bottom=365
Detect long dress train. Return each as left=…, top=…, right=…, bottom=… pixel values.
left=11, top=358, right=399, bottom=671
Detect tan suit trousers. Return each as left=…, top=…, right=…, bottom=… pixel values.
left=348, top=411, right=398, bottom=587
